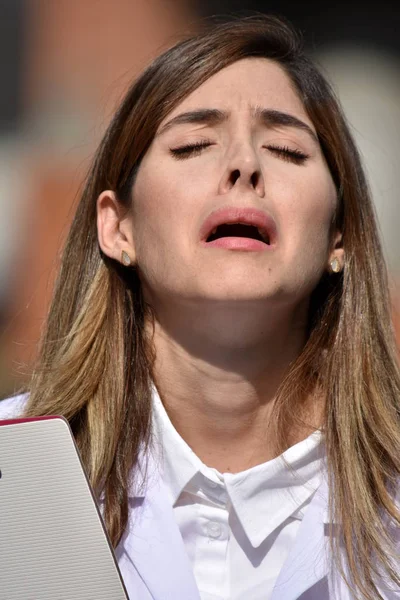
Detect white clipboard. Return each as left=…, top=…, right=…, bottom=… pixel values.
left=0, top=416, right=129, bottom=599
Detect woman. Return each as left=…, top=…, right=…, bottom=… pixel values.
left=1, top=14, right=399, bottom=600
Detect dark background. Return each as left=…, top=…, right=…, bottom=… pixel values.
left=198, top=1, right=400, bottom=55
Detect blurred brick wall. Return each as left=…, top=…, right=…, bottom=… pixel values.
left=3, top=0, right=193, bottom=394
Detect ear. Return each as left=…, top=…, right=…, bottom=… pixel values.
left=328, top=229, right=345, bottom=270
left=96, top=190, right=136, bottom=265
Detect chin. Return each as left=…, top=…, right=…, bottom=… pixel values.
left=197, top=284, right=284, bottom=305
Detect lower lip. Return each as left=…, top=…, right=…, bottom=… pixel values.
left=202, top=237, right=272, bottom=251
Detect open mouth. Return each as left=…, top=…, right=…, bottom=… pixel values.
left=206, top=223, right=270, bottom=244
left=200, top=207, right=277, bottom=250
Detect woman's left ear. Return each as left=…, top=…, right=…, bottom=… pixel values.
left=328, top=230, right=345, bottom=274
left=96, top=190, right=136, bottom=266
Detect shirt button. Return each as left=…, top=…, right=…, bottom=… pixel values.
left=206, top=521, right=222, bottom=539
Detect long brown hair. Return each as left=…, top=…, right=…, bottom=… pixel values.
left=24, top=15, right=400, bottom=599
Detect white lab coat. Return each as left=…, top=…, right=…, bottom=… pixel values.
left=0, top=395, right=398, bottom=599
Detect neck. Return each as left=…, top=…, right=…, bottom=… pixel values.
left=149, top=300, right=317, bottom=472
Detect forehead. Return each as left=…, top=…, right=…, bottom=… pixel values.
left=160, top=57, right=312, bottom=128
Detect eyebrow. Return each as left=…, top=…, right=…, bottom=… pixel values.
left=157, top=109, right=226, bottom=136
left=157, top=107, right=319, bottom=144
left=254, top=107, right=319, bottom=144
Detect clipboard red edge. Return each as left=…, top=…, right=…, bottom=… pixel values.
left=0, top=416, right=64, bottom=426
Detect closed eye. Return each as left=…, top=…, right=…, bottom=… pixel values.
left=169, top=141, right=213, bottom=160
left=170, top=142, right=309, bottom=164
left=266, top=145, right=309, bottom=165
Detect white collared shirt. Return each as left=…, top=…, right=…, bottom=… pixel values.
left=151, top=386, right=325, bottom=600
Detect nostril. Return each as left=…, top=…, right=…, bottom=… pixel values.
left=250, top=171, right=259, bottom=188
left=230, top=169, right=240, bottom=185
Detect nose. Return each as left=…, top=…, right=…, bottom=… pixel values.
left=218, top=142, right=265, bottom=197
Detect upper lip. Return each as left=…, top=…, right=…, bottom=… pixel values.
left=199, top=206, right=277, bottom=245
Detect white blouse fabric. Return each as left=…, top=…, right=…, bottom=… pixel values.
left=151, top=387, right=325, bottom=600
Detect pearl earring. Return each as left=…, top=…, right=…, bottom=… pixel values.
left=330, top=257, right=341, bottom=273
left=121, top=251, right=132, bottom=267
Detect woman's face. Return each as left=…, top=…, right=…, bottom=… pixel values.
left=125, top=58, right=338, bottom=313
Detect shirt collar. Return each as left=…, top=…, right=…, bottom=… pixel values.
left=151, top=384, right=202, bottom=505
left=151, top=383, right=325, bottom=547
left=223, top=431, right=325, bottom=546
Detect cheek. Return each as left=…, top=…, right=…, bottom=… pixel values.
left=132, top=165, right=175, bottom=243
left=130, top=161, right=200, bottom=277
left=275, top=168, right=337, bottom=282
left=283, top=167, right=336, bottom=238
